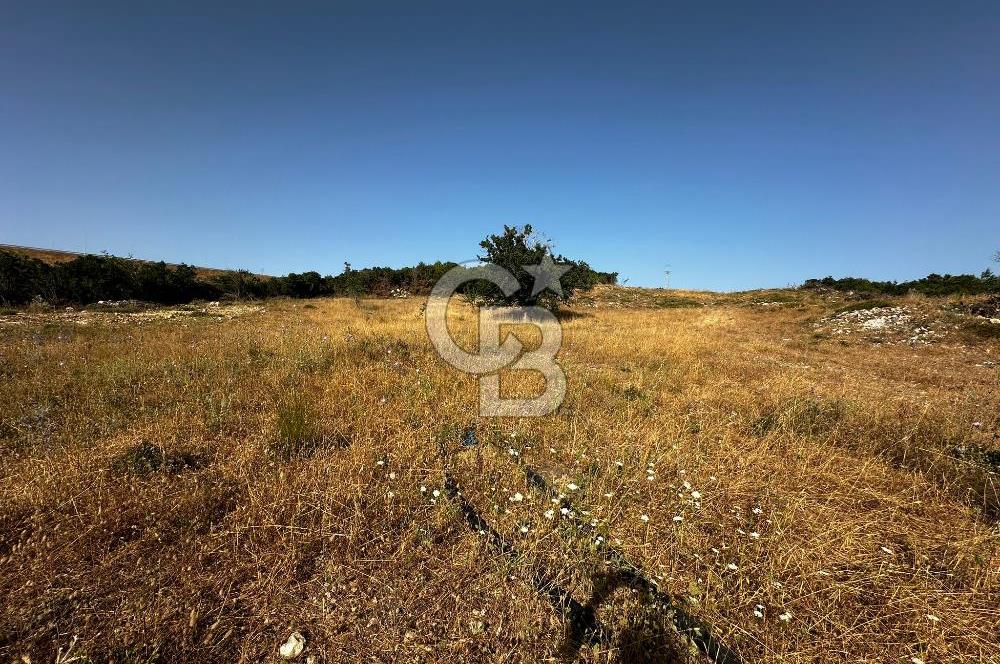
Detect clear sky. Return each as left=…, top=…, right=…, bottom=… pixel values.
left=1, top=1, right=997, bottom=290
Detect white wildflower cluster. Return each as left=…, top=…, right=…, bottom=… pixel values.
left=674, top=474, right=702, bottom=522
left=389, top=287, right=410, bottom=298
left=420, top=485, right=442, bottom=504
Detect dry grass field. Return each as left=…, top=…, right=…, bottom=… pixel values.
left=1, top=286, right=998, bottom=663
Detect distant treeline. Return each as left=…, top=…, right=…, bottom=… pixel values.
left=803, top=271, right=1000, bottom=297
left=0, top=249, right=617, bottom=306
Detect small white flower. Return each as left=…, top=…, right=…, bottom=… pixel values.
left=550, top=447, right=557, bottom=453
left=690, top=490, right=701, bottom=500
left=726, top=563, right=738, bottom=571
left=647, top=475, right=655, bottom=481
left=682, top=480, right=692, bottom=490
left=595, top=536, right=605, bottom=544
left=432, top=489, right=440, bottom=498
left=749, top=531, right=760, bottom=539
left=519, top=525, right=529, bottom=533
left=911, top=658, right=925, bottom=664
left=508, top=448, right=519, bottom=457
left=603, top=492, right=614, bottom=498
left=751, top=507, right=762, bottom=515
left=753, top=607, right=764, bottom=619
left=387, top=491, right=394, bottom=498
left=388, top=472, right=396, bottom=480
left=376, top=460, right=385, bottom=466
left=420, top=486, right=427, bottom=493
left=778, top=612, right=792, bottom=622
left=640, top=514, right=650, bottom=523
left=615, top=460, right=624, bottom=468
left=673, top=515, right=684, bottom=523
left=560, top=507, right=570, bottom=516
left=510, top=492, right=524, bottom=502
left=926, top=614, right=940, bottom=622
left=566, top=483, right=579, bottom=491
left=544, top=509, right=555, bottom=519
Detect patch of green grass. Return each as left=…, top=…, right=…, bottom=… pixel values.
left=960, top=320, right=1000, bottom=341
left=952, top=444, right=1000, bottom=472
left=653, top=296, right=702, bottom=309
left=272, top=391, right=322, bottom=458
left=112, top=441, right=204, bottom=476
left=748, top=397, right=847, bottom=437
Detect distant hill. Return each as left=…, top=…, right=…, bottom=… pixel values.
left=0, top=243, right=269, bottom=279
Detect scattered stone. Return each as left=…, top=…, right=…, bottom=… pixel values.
left=814, top=306, right=942, bottom=345
left=279, top=631, right=305, bottom=659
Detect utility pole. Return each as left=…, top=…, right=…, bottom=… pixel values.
left=664, top=264, right=672, bottom=289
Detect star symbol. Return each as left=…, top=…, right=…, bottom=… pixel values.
left=523, top=253, right=571, bottom=296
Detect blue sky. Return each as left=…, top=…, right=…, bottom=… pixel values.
left=1, top=1, right=997, bottom=290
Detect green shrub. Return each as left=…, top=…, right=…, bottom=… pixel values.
left=0, top=251, right=53, bottom=305
left=471, top=224, right=616, bottom=311
left=961, top=320, right=1000, bottom=341
left=112, top=441, right=203, bottom=476
left=805, top=272, right=1000, bottom=297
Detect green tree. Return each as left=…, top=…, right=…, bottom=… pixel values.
left=474, top=225, right=605, bottom=311
left=0, top=250, right=53, bottom=305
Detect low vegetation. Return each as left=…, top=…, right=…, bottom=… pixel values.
left=804, top=270, right=1000, bottom=297
left=0, top=233, right=617, bottom=307
left=1, top=285, right=997, bottom=662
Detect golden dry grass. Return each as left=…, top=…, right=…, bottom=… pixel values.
left=1, top=288, right=998, bottom=663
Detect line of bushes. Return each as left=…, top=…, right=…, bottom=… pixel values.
left=0, top=249, right=618, bottom=307
left=803, top=270, right=1000, bottom=297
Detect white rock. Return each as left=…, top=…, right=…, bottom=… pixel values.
left=279, top=631, right=305, bottom=659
